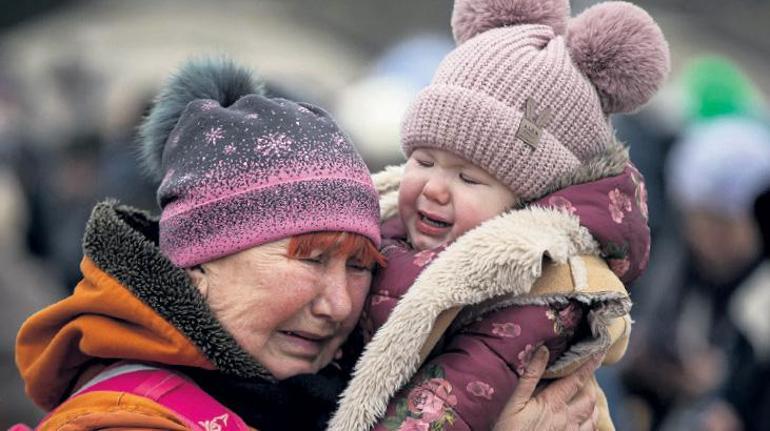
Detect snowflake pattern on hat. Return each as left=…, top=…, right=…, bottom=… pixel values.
left=255, top=132, right=293, bottom=157
left=204, top=127, right=225, bottom=145
left=157, top=95, right=380, bottom=268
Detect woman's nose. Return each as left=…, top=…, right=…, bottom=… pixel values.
left=422, top=176, right=450, bottom=204
left=311, top=265, right=353, bottom=322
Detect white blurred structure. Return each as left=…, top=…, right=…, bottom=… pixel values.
left=0, top=0, right=368, bottom=147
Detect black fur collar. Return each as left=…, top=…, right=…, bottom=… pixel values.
left=82, top=200, right=271, bottom=379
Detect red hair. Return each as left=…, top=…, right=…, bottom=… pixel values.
left=287, top=232, right=386, bottom=268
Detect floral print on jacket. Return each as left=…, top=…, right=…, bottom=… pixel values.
left=532, top=164, right=651, bottom=284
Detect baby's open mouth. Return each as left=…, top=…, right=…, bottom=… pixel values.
left=420, top=212, right=451, bottom=228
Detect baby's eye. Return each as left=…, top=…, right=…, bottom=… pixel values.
left=460, top=173, right=481, bottom=185
left=415, top=159, right=433, bottom=168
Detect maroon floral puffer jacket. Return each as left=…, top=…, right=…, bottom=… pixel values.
left=328, top=154, right=648, bottom=431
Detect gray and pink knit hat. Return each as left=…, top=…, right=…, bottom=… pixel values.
left=139, top=58, right=381, bottom=268
left=401, top=0, right=670, bottom=201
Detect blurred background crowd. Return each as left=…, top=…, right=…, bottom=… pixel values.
left=1, top=1, right=769, bottom=430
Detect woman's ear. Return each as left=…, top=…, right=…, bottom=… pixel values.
left=186, top=265, right=209, bottom=298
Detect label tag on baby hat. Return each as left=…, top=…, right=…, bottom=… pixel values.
left=516, top=98, right=552, bottom=149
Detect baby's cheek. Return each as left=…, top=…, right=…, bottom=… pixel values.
left=455, top=208, right=495, bottom=235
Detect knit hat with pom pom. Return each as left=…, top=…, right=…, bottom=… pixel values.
left=401, top=0, right=670, bottom=201
left=139, top=58, right=380, bottom=268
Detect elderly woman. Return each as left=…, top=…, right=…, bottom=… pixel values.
left=14, top=59, right=598, bottom=430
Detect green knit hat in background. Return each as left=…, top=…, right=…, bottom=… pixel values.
left=682, top=55, right=761, bottom=121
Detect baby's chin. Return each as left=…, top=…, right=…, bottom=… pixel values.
left=407, top=231, right=452, bottom=251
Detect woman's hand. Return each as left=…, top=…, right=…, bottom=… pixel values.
left=493, top=347, right=602, bottom=431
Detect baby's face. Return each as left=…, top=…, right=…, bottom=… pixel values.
left=399, top=148, right=517, bottom=251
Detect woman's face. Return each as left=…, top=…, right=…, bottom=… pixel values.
left=187, top=238, right=373, bottom=379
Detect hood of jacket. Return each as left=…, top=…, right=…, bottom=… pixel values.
left=328, top=141, right=646, bottom=431
left=15, top=201, right=270, bottom=411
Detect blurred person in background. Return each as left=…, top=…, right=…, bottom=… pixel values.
left=0, top=68, right=65, bottom=428
left=622, top=116, right=770, bottom=431
left=0, top=160, right=64, bottom=427
left=612, top=55, right=766, bottom=431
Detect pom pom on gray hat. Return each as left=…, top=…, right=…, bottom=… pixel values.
left=138, top=57, right=264, bottom=182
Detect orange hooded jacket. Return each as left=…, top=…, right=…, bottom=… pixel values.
left=16, top=202, right=268, bottom=430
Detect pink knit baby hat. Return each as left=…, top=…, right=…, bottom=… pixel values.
left=401, top=0, right=670, bottom=200
left=139, top=58, right=381, bottom=267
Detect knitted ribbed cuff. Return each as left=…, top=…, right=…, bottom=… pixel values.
left=161, top=178, right=381, bottom=268
left=401, top=85, right=581, bottom=200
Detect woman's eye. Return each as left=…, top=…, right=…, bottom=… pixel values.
left=460, top=173, right=481, bottom=185
left=301, top=255, right=324, bottom=264
left=347, top=261, right=372, bottom=272
left=416, top=159, right=433, bottom=168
